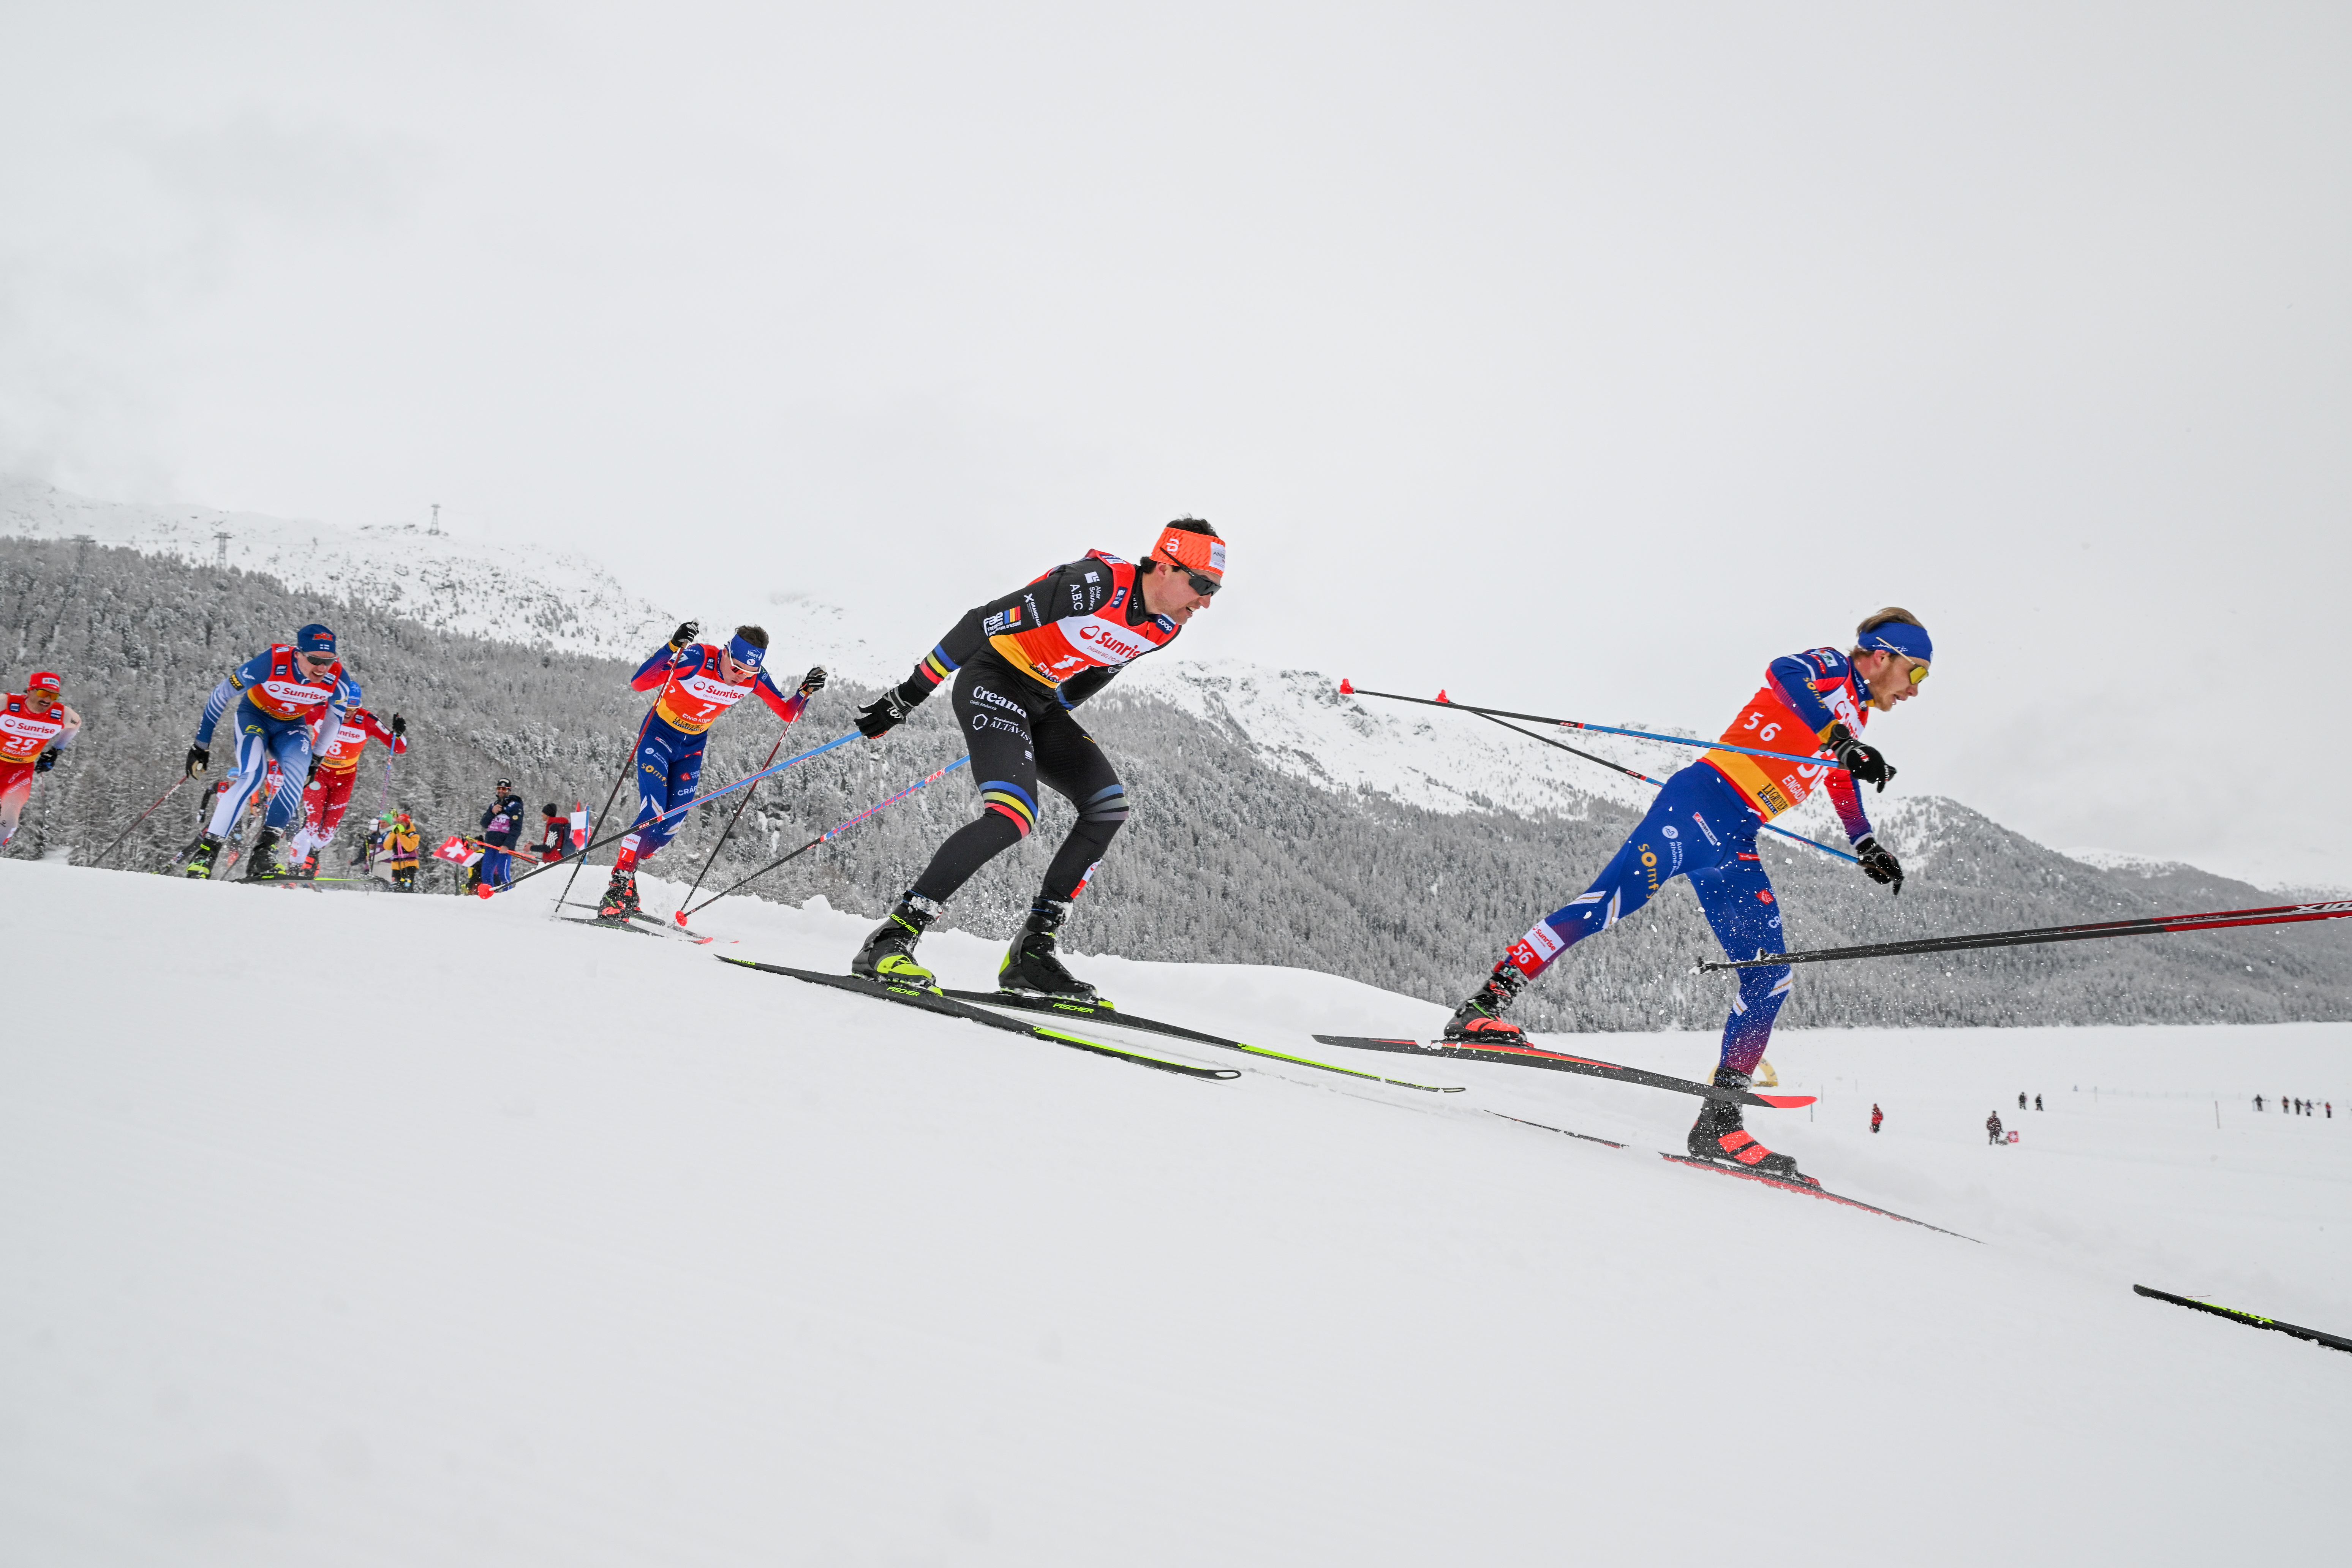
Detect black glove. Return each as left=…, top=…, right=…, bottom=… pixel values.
left=667, top=620, right=701, bottom=652
left=306, top=756, right=319, bottom=781
left=33, top=747, right=58, bottom=774
left=1856, top=835, right=1904, bottom=895
left=390, top=712, right=406, bottom=737
left=855, top=682, right=925, bottom=739
left=186, top=744, right=210, bottom=778
left=1826, top=722, right=1895, bottom=791
left=797, top=665, right=828, bottom=698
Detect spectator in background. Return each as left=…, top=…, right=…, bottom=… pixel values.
left=2254, top=1095, right=2265, bottom=1111
left=387, top=812, right=421, bottom=891
left=477, top=778, right=526, bottom=890
left=2017, top=1091, right=2027, bottom=1111
left=1870, top=1103, right=1883, bottom=1135
left=2034, top=1094, right=2043, bottom=1111
left=1987, top=1110, right=2004, bottom=1146
left=536, top=803, right=569, bottom=864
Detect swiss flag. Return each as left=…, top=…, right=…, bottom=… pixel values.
left=569, top=801, right=589, bottom=849
left=433, top=834, right=483, bottom=866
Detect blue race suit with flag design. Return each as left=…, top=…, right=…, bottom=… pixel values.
left=616, top=640, right=808, bottom=868
left=1502, top=646, right=1882, bottom=1077
left=193, top=647, right=352, bottom=838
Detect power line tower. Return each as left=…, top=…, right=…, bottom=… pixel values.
left=429, top=503, right=441, bottom=536
left=213, top=530, right=232, bottom=571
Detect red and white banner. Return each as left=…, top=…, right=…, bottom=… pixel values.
left=569, top=801, right=589, bottom=849
left=433, top=834, right=484, bottom=866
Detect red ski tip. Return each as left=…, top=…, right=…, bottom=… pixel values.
left=1338, top=678, right=1355, bottom=695
left=1758, top=1094, right=1818, bottom=1109
left=1436, top=689, right=1450, bottom=703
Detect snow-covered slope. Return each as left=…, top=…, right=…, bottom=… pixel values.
left=0, top=478, right=673, bottom=662
left=3, top=860, right=2344, bottom=1565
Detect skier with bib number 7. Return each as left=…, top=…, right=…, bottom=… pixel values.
left=594, top=623, right=827, bottom=921
left=1435, top=609, right=1935, bottom=1186
left=847, top=519, right=1226, bottom=997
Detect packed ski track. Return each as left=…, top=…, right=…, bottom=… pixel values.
left=4, top=859, right=2346, bottom=1566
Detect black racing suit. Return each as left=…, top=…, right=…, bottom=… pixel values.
left=886, top=557, right=1177, bottom=907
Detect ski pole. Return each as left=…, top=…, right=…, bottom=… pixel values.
left=553, top=700, right=659, bottom=920
left=93, top=776, right=188, bottom=868
left=679, top=754, right=970, bottom=921
left=487, top=729, right=862, bottom=899
left=672, top=731, right=790, bottom=925
left=1339, top=680, right=1864, bottom=776
left=1465, top=707, right=1860, bottom=867
left=1696, top=897, right=2352, bottom=972
left=2134, top=1284, right=2352, bottom=1355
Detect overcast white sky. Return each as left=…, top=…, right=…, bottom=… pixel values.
left=3, top=2, right=2347, bottom=887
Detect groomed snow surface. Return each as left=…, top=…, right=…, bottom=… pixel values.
left=4, top=860, right=2346, bottom=1566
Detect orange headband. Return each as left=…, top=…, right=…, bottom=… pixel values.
left=1155, top=528, right=1226, bottom=581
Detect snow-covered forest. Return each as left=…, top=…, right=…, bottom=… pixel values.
left=6, top=534, right=2344, bottom=1031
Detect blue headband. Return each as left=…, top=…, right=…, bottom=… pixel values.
left=1859, top=620, right=1932, bottom=663
left=296, top=623, right=337, bottom=655
left=726, top=634, right=765, bottom=672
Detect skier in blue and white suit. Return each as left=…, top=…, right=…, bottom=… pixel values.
left=182, top=622, right=353, bottom=882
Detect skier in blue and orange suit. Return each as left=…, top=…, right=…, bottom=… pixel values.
left=183, top=623, right=354, bottom=882
left=1440, top=609, right=1934, bottom=1185
left=593, top=623, right=826, bottom=919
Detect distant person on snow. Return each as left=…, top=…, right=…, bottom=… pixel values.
left=2254, top=1095, right=2265, bottom=1112
left=2035, top=1093, right=2043, bottom=1111
left=0, top=671, right=80, bottom=852
left=1987, top=1111, right=2004, bottom=1145
left=1437, top=610, right=1933, bottom=1187
left=2018, top=1091, right=2027, bottom=1111
left=594, top=624, right=825, bottom=920
left=477, top=779, right=526, bottom=890
left=289, top=706, right=405, bottom=876
left=183, top=623, right=353, bottom=882
left=848, top=519, right=1226, bottom=997
left=1870, top=1103, right=1883, bottom=1135
left=536, top=803, right=569, bottom=864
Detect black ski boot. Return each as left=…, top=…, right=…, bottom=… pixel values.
left=597, top=868, right=641, bottom=921
left=1687, top=1070, right=1817, bottom=1185
left=243, top=827, right=290, bottom=882
left=184, top=834, right=225, bottom=880
left=1442, top=962, right=1529, bottom=1044
left=852, top=895, right=941, bottom=987
left=997, top=898, right=1098, bottom=1001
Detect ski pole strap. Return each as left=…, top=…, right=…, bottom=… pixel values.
left=1343, top=683, right=1849, bottom=774
left=491, top=729, right=861, bottom=896
left=1473, top=709, right=1860, bottom=867
left=1697, top=898, right=2352, bottom=971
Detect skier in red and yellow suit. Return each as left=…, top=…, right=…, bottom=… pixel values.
left=292, top=706, right=406, bottom=869
left=846, top=518, right=1227, bottom=997
left=1441, top=610, right=1934, bottom=1185
left=593, top=624, right=826, bottom=920
left=0, top=671, right=81, bottom=851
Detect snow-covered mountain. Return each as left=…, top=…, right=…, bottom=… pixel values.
left=2, top=477, right=1675, bottom=823
left=0, top=477, right=673, bottom=662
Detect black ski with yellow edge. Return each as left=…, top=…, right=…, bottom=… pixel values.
left=719, top=959, right=1239, bottom=1080
left=947, top=989, right=1465, bottom=1093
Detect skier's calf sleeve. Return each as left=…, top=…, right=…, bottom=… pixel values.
left=910, top=811, right=1027, bottom=903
